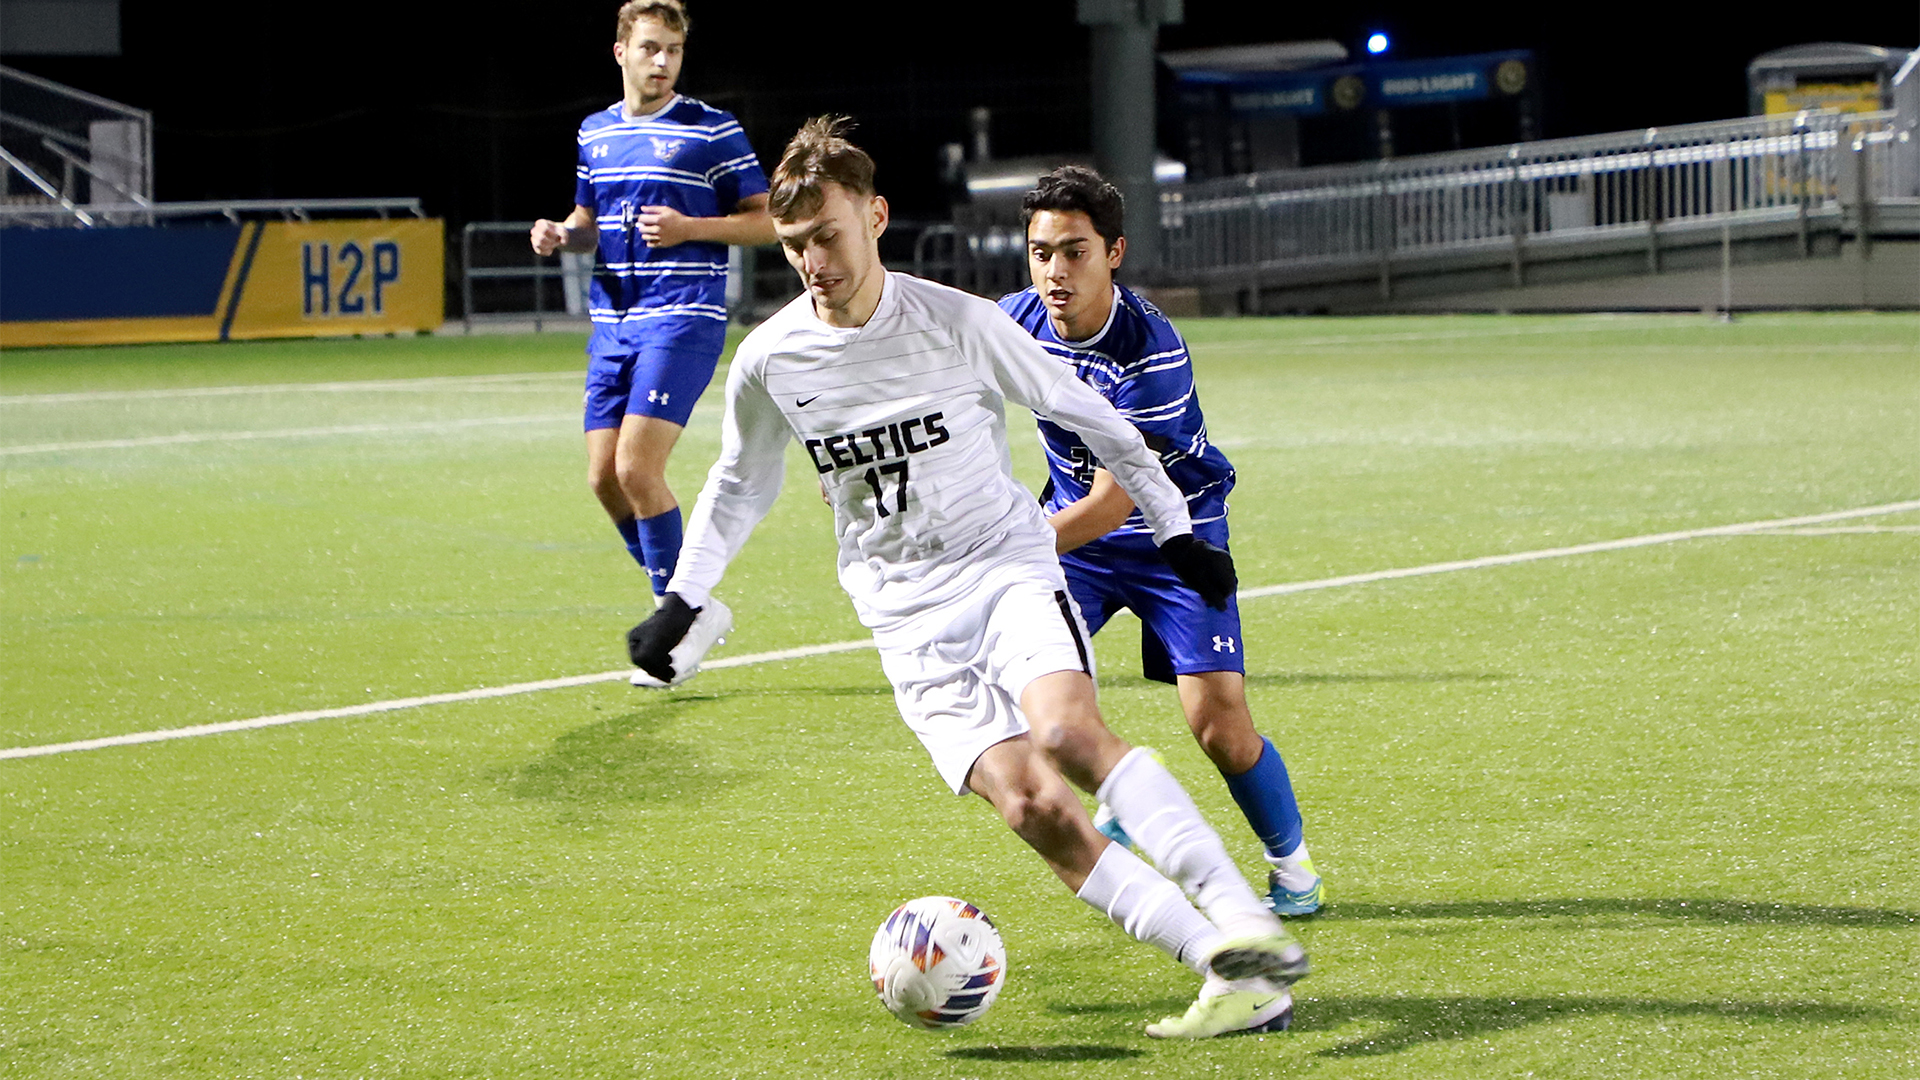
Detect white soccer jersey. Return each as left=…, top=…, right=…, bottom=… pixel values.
left=668, top=272, right=1193, bottom=627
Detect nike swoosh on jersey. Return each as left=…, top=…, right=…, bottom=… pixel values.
left=796, top=395, right=821, bottom=408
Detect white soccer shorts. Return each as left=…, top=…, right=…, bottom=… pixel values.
left=875, top=558, right=1097, bottom=795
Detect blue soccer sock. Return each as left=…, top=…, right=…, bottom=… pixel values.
left=635, top=507, right=684, bottom=597
left=1222, top=737, right=1306, bottom=863
left=613, top=515, right=648, bottom=571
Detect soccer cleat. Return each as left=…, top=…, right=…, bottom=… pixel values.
left=1146, top=984, right=1293, bottom=1039
left=628, top=596, right=733, bottom=688
left=1207, top=928, right=1309, bottom=984
left=661, top=596, right=731, bottom=685
left=631, top=591, right=679, bottom=685
left=1091, top=803, right=1137, bottom=851
left=1266, top=863, right=1324, bottom=918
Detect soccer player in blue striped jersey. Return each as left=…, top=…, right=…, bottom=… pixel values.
left=998, top=166, right=1323, bottom=916
left=532, top=0, right=772, bottom=660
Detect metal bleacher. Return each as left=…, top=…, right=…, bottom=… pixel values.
left=0, top=62, right=152, bottom=226
left=0, top=64, right=423, bottom=229
left=917, top=107, right=1915, bottom=313
left=1159, top=108, right=1913, bottom=312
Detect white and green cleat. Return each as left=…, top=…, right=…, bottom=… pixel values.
left=1206, top=928, right=1310, bottom=984
left=1146, top=982, right=1293, bottom=1039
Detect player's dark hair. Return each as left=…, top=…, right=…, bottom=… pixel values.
left=769, top=116, right=877, bottom=222
left=1021, top=166, right=1125, bottom=248
left=617, top=0, right=689, bottom=41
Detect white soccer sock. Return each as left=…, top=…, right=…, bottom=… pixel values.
left=1075, top=841, right=1221, bottom=975
left=1267, top=840, right=1319, bottom=892
left=1097, top=747, right=1279, bottom=938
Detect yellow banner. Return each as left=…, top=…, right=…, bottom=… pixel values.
left=0, top=218, right=443, bottom=348
left=1763, top=83, right=1881, bottom=116
left=226, top=219, right=444, bottom=340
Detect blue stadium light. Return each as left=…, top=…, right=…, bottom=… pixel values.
left=1366, top=32, right=1389, bottom=55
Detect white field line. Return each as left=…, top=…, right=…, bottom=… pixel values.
left=1208, top=323, right=1636, bottom=349
left=1, top=415, right=573, bottom=456
left=1753, top=525, right=1920, bottom=535
left=1277, top=323, right=1671, bottom=348
left=0, top=371, right=580, bottom=406
left=1237, top=500, right=1920, bottom=600
left=4, top=497, right=1916, bottom=762
left=7, top=314, right=1909, bottom=406
left=0, top=640, right=875, bottom=761
left=1212, top=314, right=1917, bottom=350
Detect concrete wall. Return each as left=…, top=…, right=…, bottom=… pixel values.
left=1186, top=233, right=1918, bottom=315
left=1378, top=240, right=1917, bottom=313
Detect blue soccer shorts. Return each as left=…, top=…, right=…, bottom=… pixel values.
left=583, top=319, right=727, bottom=431
left=1058, top=526, right=1245, bottom=684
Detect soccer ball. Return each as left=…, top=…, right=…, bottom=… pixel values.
left=867, top=896, right=1007, bottom=1029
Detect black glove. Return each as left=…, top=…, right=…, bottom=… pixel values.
left=1158, top=533, right=1237, bottom=610
left=626, top=593, right=698, bottom=682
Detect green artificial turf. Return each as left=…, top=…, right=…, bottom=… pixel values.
left=3, top=313, right=1916, bottom=1078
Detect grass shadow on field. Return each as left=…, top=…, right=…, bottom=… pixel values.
left=1244, top=671, right=1510, bottom=687
left=1298, top=994, right=1898, bottom=1057
left=664, top=685, right=896, bottom=701
left=945, top=1045, right=1144, bottom=1062
left=497, top=704, right=749, bottom=805
left=1329, top=898, right=1920, bottom=927
left=1044, top=995, right=1193, bottom=1018
left=496, top=685, right=893, bottom=805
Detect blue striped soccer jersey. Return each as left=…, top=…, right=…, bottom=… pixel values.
left=997, top=284, right=1236, bottom=558
left=574, top=94, right=767, bottom=358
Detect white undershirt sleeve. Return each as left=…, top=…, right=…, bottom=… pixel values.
left=969, top=301, right=1194, bottom=544
left=666, top=352, right=791, bottom=609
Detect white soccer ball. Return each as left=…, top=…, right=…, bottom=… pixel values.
left=867, top=896, right=1007, bottom=1029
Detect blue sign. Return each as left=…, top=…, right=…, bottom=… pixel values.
left=1182, top=69, right=1330, bottom=116
left=1373, top=59, right=1492, bottom=106
left=0, top=224, right=241, bottom=321
left=1174, top=49, right=1533, bottom=117
left=1228, top=83, right=1324, bottom=116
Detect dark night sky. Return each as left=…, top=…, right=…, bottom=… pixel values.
left=9, top=2, right=1916, bottom=225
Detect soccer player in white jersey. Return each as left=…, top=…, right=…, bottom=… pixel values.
left=531, top=1, right=773, bottom=675
left=1000, top=167, right=1323, bottom=917
left=627, top=117, right=1309, bottom=1038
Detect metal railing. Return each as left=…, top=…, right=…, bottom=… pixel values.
left=459, top=221, right=593, bottom=332
left=0, top=197, right=425, bottom=228
left=458, top=224, right=809, bottom=331
left=1, top=64, right=152, bottom=225
left=911, top=223, right=1029, bottom=299
left=1158, top=109, right=1904, bottom=287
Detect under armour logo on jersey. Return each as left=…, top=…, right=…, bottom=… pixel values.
left=647, top=390, right=670, bottom=405
left=649, top=137, right=687, bottom=162
left=1212, top=635, right=1237, bottom=654
left=591, top=144, right=610, bottom=158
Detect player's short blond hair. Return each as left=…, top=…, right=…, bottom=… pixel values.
left=769, top=116, right=877, bottom=223
left=617, top=0, right=689, bottom=43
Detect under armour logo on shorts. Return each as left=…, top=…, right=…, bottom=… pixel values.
left=1212, top=635, right=1237, bottom=653
left=648, top=390, right=670, bottom=404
